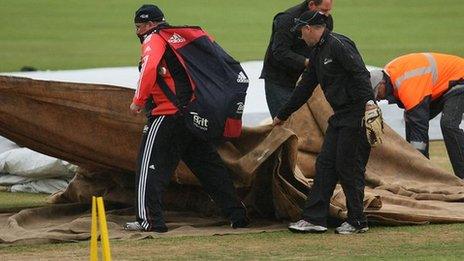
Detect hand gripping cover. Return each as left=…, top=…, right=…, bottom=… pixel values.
left=363, top=107, right=384, bottom=147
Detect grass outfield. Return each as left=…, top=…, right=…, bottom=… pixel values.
left=1, top=0, right=463, bottom=71
left=1, top=224, right=463, bottom=260
left=0, top=190, right=48, bottom=212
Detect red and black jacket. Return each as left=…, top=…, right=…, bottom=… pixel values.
left=133, top=25, right=195, bottom=116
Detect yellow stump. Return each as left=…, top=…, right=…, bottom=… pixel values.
left=90, top=196, right=98, bottom=261
left=97, top=197, right=112, bottom=261
left=89, top=196, right=112, bottom=261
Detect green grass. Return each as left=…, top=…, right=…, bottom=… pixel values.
left=0, top=191, right=48, bottom=212
left=1, top=0, right=463, bottom=71
left=429, top=140, right=453, bottom=173
left=333, top=0, right=464, bottom=67
left=1, top=224, right=463, bottom=260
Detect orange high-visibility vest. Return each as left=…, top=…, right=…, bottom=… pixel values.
left=384, top=53, right=464, bottom=110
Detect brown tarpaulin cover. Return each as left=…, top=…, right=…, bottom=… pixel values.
left=1, top=76, right=463, bottom=244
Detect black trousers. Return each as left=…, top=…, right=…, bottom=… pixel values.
left=441, top=91, right=464, bottom=179
left=264, top=80, right=293, bottom=118
left=302, top=123, right=371, bottom=228
left=135, top=115, right=246, bottom=230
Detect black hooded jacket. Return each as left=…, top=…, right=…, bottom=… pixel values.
left=260, top=0, right=334, bottom=88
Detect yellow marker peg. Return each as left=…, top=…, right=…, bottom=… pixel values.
left=90, top=196, right=98, bottom=261
left=97, top=197, right=112, bottom=261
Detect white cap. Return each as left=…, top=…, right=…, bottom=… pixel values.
left=369, top=69, right=384, bottom=96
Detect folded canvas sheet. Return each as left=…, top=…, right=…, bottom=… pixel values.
left=0, top=76, right=463, bottom=245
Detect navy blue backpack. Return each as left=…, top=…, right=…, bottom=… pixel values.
left=156, top=26, right=249, bottom=141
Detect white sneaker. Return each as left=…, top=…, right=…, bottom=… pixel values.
left=123, top=221, right=144, bottom=231
left=288, top=220, right=327, bottom=233
left=123, top=221, right=168, bottom=233
left=335, top=222, right=369, bottom=235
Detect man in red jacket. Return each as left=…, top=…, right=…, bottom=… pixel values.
left=124, top=4, right=249, bottom=232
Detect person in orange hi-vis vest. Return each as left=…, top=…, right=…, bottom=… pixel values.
left=370, top=53, right=464, bottom=179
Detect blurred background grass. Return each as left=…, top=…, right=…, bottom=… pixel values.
left=1, top=0, right=463, bottom=71
left=0, top=190, right=48, bottom=211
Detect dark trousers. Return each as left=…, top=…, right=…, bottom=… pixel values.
left=441, top=91, right=464, bottom=179
left=135, top=115, right=246, bottom=230
left=264, top=80, right=293, bottom=118
left=302, top=123, right=371, bottom=228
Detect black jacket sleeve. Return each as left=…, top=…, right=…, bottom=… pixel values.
left=271, top=13, right=307, bottom=71
left=276, top=66, right=318, bottom=120
left=404, top=96, right=431, bottom=157
left=330, top=36, right=374, bottom=104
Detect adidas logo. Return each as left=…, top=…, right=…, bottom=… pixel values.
left=236, top=71, right=249, bottom=83
left=236, top=102, right=244, bottom=114
left=149, top=165, right=155, bottom=170
left=168, top=33, right=185, bottom=44
left=143, top=46, right=152, bottom=54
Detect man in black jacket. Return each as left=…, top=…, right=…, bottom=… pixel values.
left=274, top=11, right=378, bottom=234
left=261, top=0, right=334, bottom=118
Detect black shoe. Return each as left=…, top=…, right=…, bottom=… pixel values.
left=152, top=225, right=168, bottom=233
left=231, top=217, right=250, bottom=229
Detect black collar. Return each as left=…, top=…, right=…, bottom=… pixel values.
left=316, top=28, right=330, bottom=48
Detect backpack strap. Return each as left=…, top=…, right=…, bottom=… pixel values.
left=156, top=74, right=183, bottom=112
